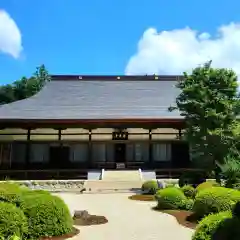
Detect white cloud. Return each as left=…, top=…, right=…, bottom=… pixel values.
left=125, top=23, right=240, bottom=77
left=0, top=9, right=23, bottom=58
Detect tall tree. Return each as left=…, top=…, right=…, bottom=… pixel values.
left=169, top=61, right=240, bottom=171
left=0, top=64, right=50, bottom=104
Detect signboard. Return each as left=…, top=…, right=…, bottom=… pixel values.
left=116, top=163, right=125, bottom=169
left=112, top=130, right=128, bottom=140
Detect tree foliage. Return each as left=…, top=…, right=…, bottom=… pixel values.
left=169, top=61, right=240, bottom=170
left=0, top=64, right=50, bottom=104
left=217, top=155, right=240, bottom=188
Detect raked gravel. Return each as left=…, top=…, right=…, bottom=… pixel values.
left=57, top=193, right=194, bottom=240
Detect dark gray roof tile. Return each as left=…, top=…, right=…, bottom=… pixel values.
left=0, top=79, right=182, bottom=120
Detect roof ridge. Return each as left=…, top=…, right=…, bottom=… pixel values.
left=50, top=75, right=183, bottom=81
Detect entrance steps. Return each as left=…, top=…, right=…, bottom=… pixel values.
left=102, top=170, right=141, bottom=181
left=83, top=170, right=143, bottom=193
left=83, top=180, right=142, bottom=193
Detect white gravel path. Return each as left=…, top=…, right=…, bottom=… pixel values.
left=57, top=193, right=194, bottom=240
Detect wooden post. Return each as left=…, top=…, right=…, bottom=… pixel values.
left=178, top=129, right=182, bottom=139
left=58, top=129, right=61, bottom=141
left=149, top=129, right=152, bottom=166
left=25, top=129, right=31, bottom=170
left=88, top=129, right=92, bottom=168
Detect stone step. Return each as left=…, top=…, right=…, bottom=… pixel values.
left=102, top=170, right=141, bottom=181
left=84, top=180, right=143, bottom=191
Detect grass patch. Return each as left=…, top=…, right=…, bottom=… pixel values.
left=128, top=194, right=156, bottom=201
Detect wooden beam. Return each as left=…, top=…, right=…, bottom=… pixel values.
left=0, top=119, right=185, bottom=130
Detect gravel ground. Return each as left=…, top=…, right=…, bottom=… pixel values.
left=57, top=193, right=194, bottom=240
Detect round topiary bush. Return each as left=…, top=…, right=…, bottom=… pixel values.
left=19, top=194, right=73, bottom=238
left=23, top=189, right=50, bottom=197
left=193, top=187, right=240, bottom=217
left=141, top=180, right=159, bottom=194
left=0, top=201, right=28, bottom=239
left=155, top=187, right=189, bottom=210
left=192, top=211, right=232, bottom=240
left=181, top=185, right=196, bottom=199
left=0, top=183, right=25, bottom=206
left=196, top=182, right=215, bottom=192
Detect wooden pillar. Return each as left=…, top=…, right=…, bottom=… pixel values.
left=25, top=129, right=31, bottom=169
left=58, top=129, right=63, bottom=169
left=149, top=129, right=152, bottom=166
left=58, top=129, right=61, bottom=141
left=178, top=129, right=182, bottom=139
left=88, top=129, right=92, bottom=168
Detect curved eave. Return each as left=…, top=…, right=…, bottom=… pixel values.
left=0, top=118, right=185, bottom=129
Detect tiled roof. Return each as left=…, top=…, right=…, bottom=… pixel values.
left=0, top=76, right=182, bottom=120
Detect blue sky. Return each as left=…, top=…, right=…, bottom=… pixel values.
left=1, top=0, right=240, bottom=84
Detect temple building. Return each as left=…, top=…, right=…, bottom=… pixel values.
left=0, top=75, right=190, bottom=179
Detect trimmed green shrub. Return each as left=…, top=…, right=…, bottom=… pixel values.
left=181, top=185, right=196, bottom=199
left=192, top=211, right=232, bottom=240
left=20, top=194, right=73, bottom=239
left=0, top=182, right=50, bottom=206
left=23, top=189, right=50, bottom=196
left=155, top=187, right=189, bottom=210
left=185, top=198, right=194, bottom=210
left=141, top=180, right=159, bottom=194
left=0, top=182, right=24, bottom=193
left=0, top=183, right=24, bottom=206
left=0, top=201, right=28, bottom=238
left=196, top=182, right=215, bottom=192
left=193, top=187, right=240, bottom=217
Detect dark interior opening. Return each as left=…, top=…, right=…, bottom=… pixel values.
left=49, top=146, right=70, bottom=169
left=171, top=142, right=190, bottom=168
left=114, top=143, right=126, bottom=163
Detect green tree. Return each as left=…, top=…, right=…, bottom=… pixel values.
left=0, top=84, right=15, bottom=104
left=169, top=61, right=240, bottom=173
left=0, top=64, right=50, bottom=104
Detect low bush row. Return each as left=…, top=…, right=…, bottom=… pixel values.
left=0, top=182, right=73, bottom=239
left=193, top=187, right=240, bottom=218
left=141, top=180, right=160, bottom=194
left=155, top=187, right=194, bottom=210
left=139, top=178, right=240, bottom=240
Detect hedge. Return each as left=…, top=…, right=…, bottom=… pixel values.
left=192, top=210, right=240, bottom=240
left=0, top=182, right=50, bottom=206
left=19, top=194, right=73, bottom=239
left=0, top=183, right=25, bottom=206
left=155, top=187, right=192, bottom=210
left=141, top=180, right=160, bottom=194
left=0, top=201, right=28, bottom=239
left=196, top=182, right=214, bottom=192
left=193, top=187, right=240, bottom=217
left=181, top=185, right=196, bottom=199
